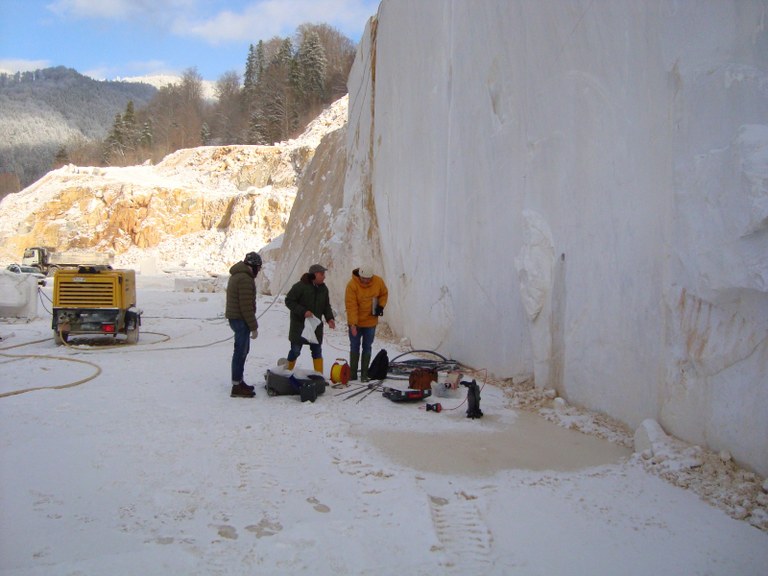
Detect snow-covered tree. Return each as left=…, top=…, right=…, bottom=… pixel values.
left=295, top=30, right=328, bottom=106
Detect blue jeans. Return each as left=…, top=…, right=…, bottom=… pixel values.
left=229, top=319, right=251, bottom=382
left=349, top=326, right=376, bottom=356
left=287, top=341, right=322, bottom=361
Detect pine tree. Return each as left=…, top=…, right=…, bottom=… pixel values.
left=296, top=30, right=327, bottom=106
left=53, top=145, right=69, bottom=168
left=276, top=38, right=294, bottom=65
left=139, top=120, right=153, bottom=149
left=244, top=44, right=258, bottom=95
left=247, top=109, right=267, bottom=145
left=103, top=112, right=125, bottom=163
left=255, top=41, right=266, bottom=80
left=122, top=100, right=138, bottom=153
left=295, top=22, right=355, bottom=100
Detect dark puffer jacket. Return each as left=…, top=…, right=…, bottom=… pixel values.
left=285, top=273, right=334, bottom=344
left=225, top=261, right=258, bottom=331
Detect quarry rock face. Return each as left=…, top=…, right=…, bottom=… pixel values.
left=0, top=97, right=349, bottom=273
left=330, top=1, right=767, bottom=475
left=259, top=126, right=347, bottom=297
left=0, top=146, right=300, bottom=263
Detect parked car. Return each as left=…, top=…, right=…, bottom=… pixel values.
left=6, top=263, right=47, bottom=286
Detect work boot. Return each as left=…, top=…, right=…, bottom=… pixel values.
left=231, top=382, right=255, bottom=398
left=286, top=359, right=296, bottom=370
left=361, top=351, right=371, bottom=382
left=233, top=380, right=255, bottom=392
left=349, top=352, right=360, bottom=381
left=313, top=358, right=324, bottom=375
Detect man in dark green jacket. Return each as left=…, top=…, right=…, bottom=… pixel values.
left=284, top=263, right=336, bottom=375
left=225, top=252, right=261, bottom=398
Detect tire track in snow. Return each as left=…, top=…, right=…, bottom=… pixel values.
left=429, top=493, right=494, bottom=572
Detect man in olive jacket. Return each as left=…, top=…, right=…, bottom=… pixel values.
left=225, top=252, right=261, bottom=398
left=284, top=263, right=336, bottom=375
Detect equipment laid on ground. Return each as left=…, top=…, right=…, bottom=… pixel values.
left=52, top=266, right=141, bottom=345
left=461, top=379, right=483, bottom=418
left=300, top=379, right=320, bottom=402
left=264, top=367, right=327, bottom=401
left=330, top=358, right=351, bottom=386
left=353, top=382, right=384, bottom=403
left=338, top=380, right=384, bottom=402
left=387, top=350, right=461, bottom=381
left=382, top=386, right=432, bottom=402
left=425, top=402, right=442, bottom=413
left=434, top=370, right=463, bottom=398
left=408, top=367, right=437, bottom=390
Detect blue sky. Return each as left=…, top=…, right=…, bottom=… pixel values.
left=0, top=0, right=380, bottom=81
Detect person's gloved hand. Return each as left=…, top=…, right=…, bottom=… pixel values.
left=250, top=329, right=258, bottom=339
left=375, top=306, right=384, bottom=316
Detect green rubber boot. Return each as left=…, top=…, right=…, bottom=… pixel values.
left=349, top=352, right=360, bottom=381
left=361, top=351, right=371, bottom=382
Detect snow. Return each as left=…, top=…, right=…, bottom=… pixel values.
left=115, top=74, right=218, bottom=101
left=2, top=3, right=768, bottom=572
left=1, top=276, right=767, bottom=575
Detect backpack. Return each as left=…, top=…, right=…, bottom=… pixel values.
left=368, top=349, right=389, bottom=380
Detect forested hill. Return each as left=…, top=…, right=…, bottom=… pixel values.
left=0, top=66, right=157, bottom=192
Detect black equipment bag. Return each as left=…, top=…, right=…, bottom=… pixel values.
left=368, top=349, right=389, bottom=380
left=265, top=368, right=327, bottom=398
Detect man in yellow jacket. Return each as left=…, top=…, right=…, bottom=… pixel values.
left=345, top=265, right=389, bottom=381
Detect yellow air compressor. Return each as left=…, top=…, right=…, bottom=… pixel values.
left=52, top=266, right=142, bottom=345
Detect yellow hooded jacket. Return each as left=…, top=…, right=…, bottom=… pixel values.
left=345, top=269, right=388, bottom=329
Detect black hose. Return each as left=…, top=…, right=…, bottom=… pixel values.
left=386, top=349, right=463, bottom=380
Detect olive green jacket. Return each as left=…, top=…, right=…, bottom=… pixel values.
left=225, top=261, right=258, bottom=331
left=285, top=274, right=334, bottom=344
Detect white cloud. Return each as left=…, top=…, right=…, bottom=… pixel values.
left=43, top=0, right=376, bottom=45
left=174, top=0, right=378, bottom=44
left=47, top=0, right=197, bottom=22
left=0, top=59, right=52, bottom=74
left=47, top=0, right=137, bottom=20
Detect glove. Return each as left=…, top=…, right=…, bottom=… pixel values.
left=250, top=329, right=258, bottom=339
left=375, top=306, right=384, bottom=316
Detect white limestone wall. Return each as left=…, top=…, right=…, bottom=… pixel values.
left=0, top=271, right=39, bottom=318
left=344, top=1, right=768, bottom=474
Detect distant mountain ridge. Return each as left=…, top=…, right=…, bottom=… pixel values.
left=0, top=66, right=158, bottom=192
left=114, top=74, right=217, bottom=100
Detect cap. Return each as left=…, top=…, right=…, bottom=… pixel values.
left=308, top=264, right=327, bottom=275
left=357, top=266, right=373, bottom=279
left=244, top=252, right=262, bottom=267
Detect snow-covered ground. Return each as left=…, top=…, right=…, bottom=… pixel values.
left=1, top=275, right=766, bottom=575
